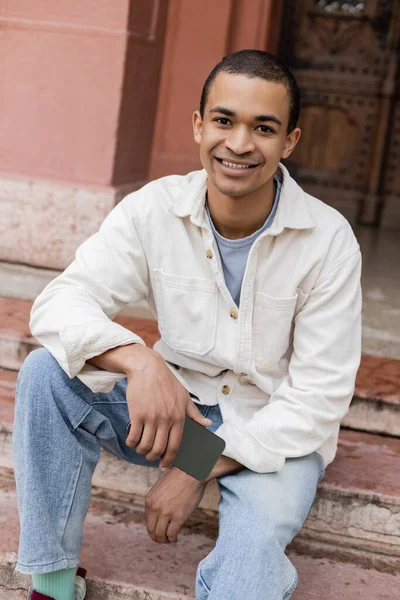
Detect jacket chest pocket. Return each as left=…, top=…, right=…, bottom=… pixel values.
left=252, top=291, right=298, bottom=370
left=154, top=269, right=218, bottom=356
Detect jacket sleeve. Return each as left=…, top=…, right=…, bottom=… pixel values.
left=29, top=192, right=151, bottom=393
left=214, top=246, right=362, bottom=473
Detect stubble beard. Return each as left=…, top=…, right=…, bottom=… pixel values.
left=214, top=177, right=261, bottom=199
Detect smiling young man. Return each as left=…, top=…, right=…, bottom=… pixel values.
left=13, top=50, right=361, bottom=600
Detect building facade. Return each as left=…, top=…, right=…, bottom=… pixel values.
left=0, top=1, right=398, bottom=271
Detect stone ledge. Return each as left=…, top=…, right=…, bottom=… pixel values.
left=0, top=298, right=158, bottom=370
left=0, top=262, right=60, bottom=302
left=0, top=479, right=399, bottom=600
left=0, top=262, right=154, bottom=319
left=0, top=176, right=144, bottom=270
left=353, top=354, right=400, bottom=404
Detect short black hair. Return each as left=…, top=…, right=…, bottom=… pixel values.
left=200, top=49, right=300, bottom=133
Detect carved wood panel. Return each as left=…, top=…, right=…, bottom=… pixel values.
left=279, top=0, right=400, bottom=226
left=382, top=90, right=400, bottom=223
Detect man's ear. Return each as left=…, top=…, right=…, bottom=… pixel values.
left=193, top=111, right=203, bottom=146
left=281, top=127, right=301, bottom=160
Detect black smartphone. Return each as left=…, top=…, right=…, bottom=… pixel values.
left=172, top=414, right=226, bottom=481
left=125, top=414, right=226, bottom=481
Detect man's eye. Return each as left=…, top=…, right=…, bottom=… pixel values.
left=216, top=118, right=231, bottom=125
left=257, top=125, right=274, bottom=134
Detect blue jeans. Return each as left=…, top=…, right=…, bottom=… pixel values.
left=13, top=348, right=325, bottom=600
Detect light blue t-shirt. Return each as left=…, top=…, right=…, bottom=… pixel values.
left=206, top=174, right=281, bottom=307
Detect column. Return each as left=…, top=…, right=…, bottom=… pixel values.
left=0, top=0, right=168, bottom=269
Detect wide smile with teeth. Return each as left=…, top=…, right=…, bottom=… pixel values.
left=219, top=159, right=258, bottom=170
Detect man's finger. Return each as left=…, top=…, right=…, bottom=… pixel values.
left=161, top=421, right=184, bottom=469
left=166, top=519, right=180, bottom=543
left=145, top=505, right=158, bottom=543
left=146, top=425, right=169, bottom=462
left=154, top=515, right=171, bottom=544
left=126, top=419, right=144, bottom=448
left=135, top=423, right=156, bottom=455
left=186, top=398, right=213, bottom=427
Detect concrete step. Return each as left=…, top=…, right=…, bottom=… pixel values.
left=1, top=297, right=399, bottom=436
left=0, top=477, right=398, bottom=600
left=1, top=368, right=400, bottom=559
left=341, top=353, right=400, bottom=436
left=0, top=261, right=154, bottom=319
left=0, top=297, right=159, bottom=371
left=0, top=262, right=60, bottom=303
left=0, top=298, right=38, bottom=371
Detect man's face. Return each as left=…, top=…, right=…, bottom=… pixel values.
left=193, top=72, right=300, bottom=198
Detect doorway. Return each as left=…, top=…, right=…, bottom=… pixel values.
left=278, top=0, right=400, bottom=228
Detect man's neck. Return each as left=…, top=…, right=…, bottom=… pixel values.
left=206, top=177, right=276, bottom=240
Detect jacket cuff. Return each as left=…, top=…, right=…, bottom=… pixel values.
left=59, top=319, right=145, bottom=379
left=214, top=421, right=285, bottom=473
left=75, top=364, right=127, bottom=393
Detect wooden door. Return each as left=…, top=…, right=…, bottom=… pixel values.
left=278, top=0, right=400, bottom=228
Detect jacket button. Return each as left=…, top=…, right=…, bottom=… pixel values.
left=222, top=385, right=231, bottom=395
left=229, top=308, right=238, bottom=320
left=206, top=249, right=213, bottom=259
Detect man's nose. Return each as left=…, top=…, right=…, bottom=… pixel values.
left=225, top=126, right=255, bottom=155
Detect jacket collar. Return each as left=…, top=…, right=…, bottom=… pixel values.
left=169, top=163, right=316, bottom=235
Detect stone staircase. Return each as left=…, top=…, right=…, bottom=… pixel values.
left=0, top=296, right=399, bottom=599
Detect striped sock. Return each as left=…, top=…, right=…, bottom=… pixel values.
left=31, top=568, right=76, bottom=600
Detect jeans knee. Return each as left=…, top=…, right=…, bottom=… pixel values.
left=19, top=348, right=60, bottom=382
left=16, top=348, right=65, bottom=414
left=252, top=525, right=282, bottom=556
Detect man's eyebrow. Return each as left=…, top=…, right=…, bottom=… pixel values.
left=254, top=114, right=282, bottom=126
left=209, top=106, right=236, bottom=117
left=209, top=106, right=282, bottom=126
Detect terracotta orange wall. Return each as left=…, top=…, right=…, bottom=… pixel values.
left=0, top=0, right=167, bottom=187
left=0, top=0, right=283, bottom=269
left=150, top=0, right=284, bottom=179
left=0, top=0, right=168, bottom=269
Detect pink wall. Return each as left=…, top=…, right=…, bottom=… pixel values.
left=0, top=1, right=169, bottom=269
left=0, top=0, right=167, bottom=187
left=0, top=0, right=283, bottom=269
left=149, top=0, right=284, bottom=180
left=112, top=1, right=169, bottom=186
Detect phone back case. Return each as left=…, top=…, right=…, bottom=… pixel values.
left=172, top=415, right=226, bottom=481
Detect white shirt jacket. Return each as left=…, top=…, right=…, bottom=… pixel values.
left=30, top=165, right=362, bottom=474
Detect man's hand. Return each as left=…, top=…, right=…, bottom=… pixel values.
left=88, top=344, right=212, bottom=470
left=124, top=345, right=212, bottom=469
left=145, top=467, right=207, bottom=543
